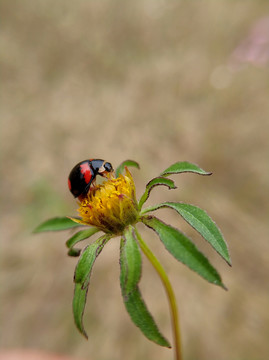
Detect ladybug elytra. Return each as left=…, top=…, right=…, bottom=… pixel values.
left=68, top=159, right=113, bottom=199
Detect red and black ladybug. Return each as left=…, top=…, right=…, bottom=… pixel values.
left=68, top=159, right=113, bottom=199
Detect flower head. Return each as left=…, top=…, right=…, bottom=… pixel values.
left=76, top=168, right=139, bottom=234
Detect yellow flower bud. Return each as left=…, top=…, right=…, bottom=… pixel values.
left=76, top=168, right=139, bottom=235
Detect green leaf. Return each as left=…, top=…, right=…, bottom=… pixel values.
left=120, top=226, right=142, bottom=297
left=141, top=202, right=231, bottom=265
left=115, top=159, right=140, bottom=178
left=74, top=235, right=111, bottom=289
left=138, top=177, right=176, bottom=210
left=121, top=285, right=171, bottom=347
left=73, top=235, right=111, bottom=338
left=142, top=216, right=226, bottom=289
left=73, top=283, right=89, bottom=339
left=123, top=286, right=171, bottom=348
left=68, top=248, right=82, bottom=257
left=120, top=227, right=170, bottom=347
left=66, top=227, right=100, bottom=257
left=161, top=161, right=212, bottom=177
left=33, top=217, right=82, bottom=233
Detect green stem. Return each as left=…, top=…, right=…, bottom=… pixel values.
left=135, top=228, right=183, bottom=360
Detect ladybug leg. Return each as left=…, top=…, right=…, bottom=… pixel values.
left=78, top=194, right=86, bottom=202
left=91, top=178, right=97, bottom=186
left=79, top=179, right=96, bottom=201
left=88, top=178, right=98, bottom=192
left=100, top=170, right=112, bottom=179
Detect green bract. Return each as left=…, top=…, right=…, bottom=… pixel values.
left=34, top=160, right=231, bottom=356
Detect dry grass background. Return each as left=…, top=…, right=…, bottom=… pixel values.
left=1, top=1, right=269, bottom=360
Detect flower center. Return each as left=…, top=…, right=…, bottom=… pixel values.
left=77, top=171, right=139, bottom=234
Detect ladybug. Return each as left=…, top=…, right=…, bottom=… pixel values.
left=68, top=159, right=113, bottom=199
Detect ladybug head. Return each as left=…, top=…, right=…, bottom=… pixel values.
left=103, top=162, right=113, bottom=173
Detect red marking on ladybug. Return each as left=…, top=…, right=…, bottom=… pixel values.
left=68, top=159, right=113, bottom=199
left=80, top=162, right=93, bottom=184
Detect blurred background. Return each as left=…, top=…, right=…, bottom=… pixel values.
left=1, top=1, right=269, bottom=360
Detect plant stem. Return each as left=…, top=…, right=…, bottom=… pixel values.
left=135, top=228, right=183, bottom=360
